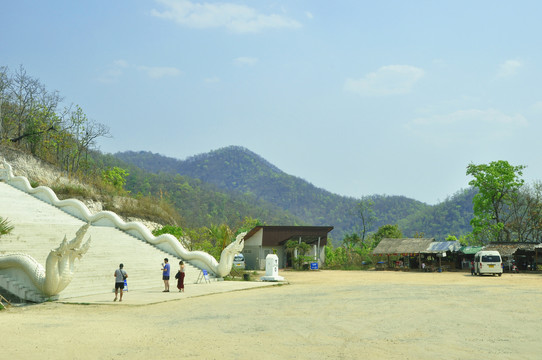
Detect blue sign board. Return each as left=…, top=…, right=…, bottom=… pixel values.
left=310, top=262, right=318, bottom=270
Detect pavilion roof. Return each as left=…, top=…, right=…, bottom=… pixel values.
left=372, top=238, right=435, bottom=255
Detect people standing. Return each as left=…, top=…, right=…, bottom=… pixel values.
left=161, top=258, right=170, bottom=292
left=177, top=261, right=185, bottom=292
left=114, top=263, right=127, bottom=302
left=471, top=260, right=475, bottom=275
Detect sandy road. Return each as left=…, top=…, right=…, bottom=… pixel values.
left=2, top=270, right=542, bottom=359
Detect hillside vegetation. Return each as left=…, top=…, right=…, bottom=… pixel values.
left=91, top=151, right=303, bottom=228
left=115, top=146, right=475, bottom=242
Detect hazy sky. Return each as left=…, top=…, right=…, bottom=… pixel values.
left=3, top=1, right=542, bottom=204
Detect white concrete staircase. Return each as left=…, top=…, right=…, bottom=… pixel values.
left=0, top=182, right=214, bottom=302
left=0, top=273, right=47, bottom=302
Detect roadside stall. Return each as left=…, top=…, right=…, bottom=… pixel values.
left=483, top=243, right=540, bottom=272
left=372, top=238, right=435, bottom=270
left=422, top=241, right=461, bottom=271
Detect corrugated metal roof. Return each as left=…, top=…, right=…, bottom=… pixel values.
left=424, top=241, right=461, bottom=253
left=372, top=238, right=435, bottom=255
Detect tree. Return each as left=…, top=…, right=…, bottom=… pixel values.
left=0, top=66, right=9, bottom=141
left=342, top=232, right=361, bottom=250
left=20, top=104, right=58, bottom=155
left=208, top=223, right=233, bottom=251
left=1, top=66, right=110, bottom=174
left=235, top=216, right=264, bottom=235
left=58, top=105, right=110, bottom=175
left=466, top=160, right=526, bottom=242
left=445, top=235, right=458, bottom=242
left=357, top=196, right=377, bottom=243
left=340, top=232, right=362, bottom=266
left=9, top=65, right=42, bottom=143
left=285, top=239, right=311, bottom=270
left=507, top=181, right=542, bottom=242
left=370, top=224, right=403, bottom=248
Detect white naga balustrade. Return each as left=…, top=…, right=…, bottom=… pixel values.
left=0, top=224, right=91, bottom=302
left=0, top=157, right=244, bottom=302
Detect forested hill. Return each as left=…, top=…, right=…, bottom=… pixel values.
left=115, top=146, right=474, bottom=241
left=398, top=187, right=475, bottom=238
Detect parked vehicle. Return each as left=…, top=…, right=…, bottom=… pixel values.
left=233, top=253, right=245, bottom=270
left=474, top=250, right=503, bottom=276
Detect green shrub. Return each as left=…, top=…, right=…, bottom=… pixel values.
left=153, top=225, right=184, bottom=238
left=102, top=167, right=129, bottom=191
left=0, top=216, right=14, bottom=237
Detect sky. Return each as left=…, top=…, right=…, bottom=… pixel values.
left=2, top=0, right=542, bottom=204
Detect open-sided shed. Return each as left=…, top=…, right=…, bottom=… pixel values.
left=483, top=243, right=537, bottom=258
left=483, top=242, right=540, bottom=270
left=372, top=238, right=435, bottom=269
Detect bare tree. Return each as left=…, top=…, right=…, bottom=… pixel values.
left=357, top=195, right=377, bottom=244
left=1, top=65, right=111, bottom=176
left=0, top=66, right=12, bottom=141
left=507, top=182, right=542, bottom=242
left=56, top=104, right=111, bottom=175
left=9, top=65, right=42, bottom=142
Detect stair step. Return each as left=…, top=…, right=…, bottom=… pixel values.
left=0, top=182, right=220, bottom=303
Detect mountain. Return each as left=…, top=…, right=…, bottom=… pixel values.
left=115, top=146, right=475, bottom=242
left=92, top=151, right=303, bottom=231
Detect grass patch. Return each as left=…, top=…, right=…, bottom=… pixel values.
left=51, top=183, right=94, bottom=199
left=103, top=195, right=181, bottom=226
left=224, top=269, right=254, bottom=281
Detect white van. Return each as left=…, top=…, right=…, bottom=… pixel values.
left=474, top=250, right=503, bottom=276
left=233, top=254, right=245, bottom=270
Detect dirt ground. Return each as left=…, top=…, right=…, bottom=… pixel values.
left=2, top=270, right=542, bottom=359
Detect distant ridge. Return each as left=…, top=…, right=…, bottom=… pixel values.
left=184, top=146, right=284, bottom=175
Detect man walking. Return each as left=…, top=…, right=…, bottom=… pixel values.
left=161, top=258, right=170, bottom=292
left=114, top=263, right=127, bottom=302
